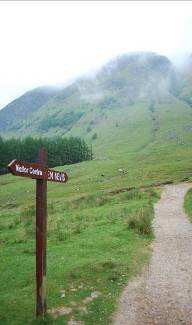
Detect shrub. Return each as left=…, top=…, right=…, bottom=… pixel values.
left=87, top=126, right=92, bottom=133
left=127, top=206, right=153, bottom=236
left=92, top=133, right=98, bottom=140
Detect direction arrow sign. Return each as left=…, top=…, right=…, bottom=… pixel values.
left=8, top=149, right=68, bottom=318
left=8, top=159, right=68, bottom=183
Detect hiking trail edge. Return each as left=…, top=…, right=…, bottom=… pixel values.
left=113, top=183, right=192, bottom=325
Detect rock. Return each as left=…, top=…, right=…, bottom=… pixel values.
left=91, top=291, right=100, bottom=299
left=49, top=306, right=72, bottom=318
left=118, top=168, right=128, bottom=174
left=83, top=291, right=101, bottom=304
left=70, top=301, right=77, bottom=307
left=71, top=288, right=77, bottom=292
left=68, top=318, right=83, bottom=325
left=77, top=306, right=88, bottom=315
left=60, top=290, right=65, bottom=298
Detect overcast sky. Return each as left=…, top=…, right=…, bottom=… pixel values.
left=0, top=0, right=192, bottom=109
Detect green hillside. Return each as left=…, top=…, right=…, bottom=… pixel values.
left=0, top=166, right=159, bottom=324
left=177, top=54, right=192, bottom=106
left=0, top=86, right=63, bottom=134
left=1, top=53, right=192, bottom=179
left=0, top=52, right=180, bottom=139
left=1, top=52, right=192, bottom=323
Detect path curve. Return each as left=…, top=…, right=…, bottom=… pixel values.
left=113, top=183, right=192, bottom=324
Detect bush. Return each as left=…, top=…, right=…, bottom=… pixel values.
left=127, top=206, right=153, bottom=236
left=87, top=126, right=92, bottom=133
left=92, top=133, right=98, bottom=141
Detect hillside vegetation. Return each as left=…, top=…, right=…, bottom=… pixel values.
left=0, top=86, right=62, bottom=133
left=0, top=53, right=192, bottom=185
left=0, top=136, right=92, bottom=174
left=0, top=169, right=160, bottom=324
left=1, top=52, right=192, bottom=323
left=184, top=187, right=192, bottom=223
left=0, top=52, right=189, bottom=140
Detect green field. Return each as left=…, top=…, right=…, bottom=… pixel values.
left=2, top=96, right=192, bottom=323
left=1, top=52, right=192, bottom=323
left=0, top=162, right=161, bottom=324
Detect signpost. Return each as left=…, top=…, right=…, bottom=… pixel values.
left=8, top=159, right=68, bottom=183
left=8, top=148, right=68, bottom=318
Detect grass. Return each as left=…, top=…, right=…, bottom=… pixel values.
left=184, top=188, right=192, bottom=222
left=1, top=99, right=192, bottom=323
left=0, top=169, right=160, bottom=324
left=2, top=96, right=192, bottom=323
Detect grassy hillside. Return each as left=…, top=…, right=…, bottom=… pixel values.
left=178, top=55, right=192, bottom=107
left=0, top=52, right=178, bottom=138
left=1, top=52, right=192, bottom=323
left=0, top=86, right=63, bottom=134
left=1, top=54, right=192, bottom=181
left=0, top=160, right=161, bottom=324
left=1, top=104, right=192, bottom=323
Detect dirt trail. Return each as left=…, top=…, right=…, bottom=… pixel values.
left=113, top=183, right=192, bottom=324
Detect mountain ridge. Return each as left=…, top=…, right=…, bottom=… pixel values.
left=0, top=51, right=185, bottom=139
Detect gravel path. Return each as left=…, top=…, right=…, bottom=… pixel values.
left=113, top=183, right=192, bottom=325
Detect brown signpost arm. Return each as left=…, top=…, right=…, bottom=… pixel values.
left=8, top=149, right=68, bottom=319
left=36, top=148, right=47, bottom=317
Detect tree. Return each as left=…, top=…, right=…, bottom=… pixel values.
left=0, top=136, right=92, bottom=174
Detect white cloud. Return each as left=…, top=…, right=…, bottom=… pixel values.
left=0, top=0, right=192, bottom=108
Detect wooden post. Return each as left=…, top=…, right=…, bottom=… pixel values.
left=8, top=151, right=68, bottom=319
left=36, top=148, right=47, bottom=317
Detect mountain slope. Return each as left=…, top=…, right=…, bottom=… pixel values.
left=1, top=53, right=192, bottom=324
left=0, top=86, right=63, bottom=133
left=177, top=54, right=192, bottom=106
left=1, top=52, right=192, bottom=183
left=0, top=52, right=178, bottom=138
